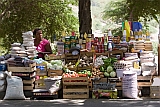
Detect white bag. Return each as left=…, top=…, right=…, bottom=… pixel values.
left=4, top=76, right=25, bottom=100
left=44, top=77, right=62, bottom=94
left=0, top=72, right=6, bottom=80
left=0, top=80, right=6, bottom=92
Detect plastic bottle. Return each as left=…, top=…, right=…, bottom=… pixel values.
left=108, top=29, right=113, bottom=42
left=108, top=42, right=112, bottom=51
left=134, top=29, right=138, bottom=41
left=146, top=31, right=150, bottom=41
left=122, top=30, right=127, bottom=42
left=138, top=29, right=142, bottom=41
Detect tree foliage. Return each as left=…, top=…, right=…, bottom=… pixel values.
left=103, top=0, right=160, bottom=22
left=0, top=0, right=78, bottom=50
left=102, top=0, right=160, bottom=35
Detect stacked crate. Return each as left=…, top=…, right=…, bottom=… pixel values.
left=8, top=62, right=36, bottom=98
left=62, top=76, right=89, bottom=99
left=35, top=63, right=48, bottom=89
left=32, top=63, right=58, bottom=99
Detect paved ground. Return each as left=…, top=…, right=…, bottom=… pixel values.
left=0, top=99, right=160, bottom=107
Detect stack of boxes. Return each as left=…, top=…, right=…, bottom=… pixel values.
left=7, top=57, right=36, bottom=98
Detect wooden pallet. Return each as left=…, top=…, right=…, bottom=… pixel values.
left=63, top=77, right=89, bottom=99
left=32, top=89, right=58, bottom=100
left=8, top=63, right=36, bottom=72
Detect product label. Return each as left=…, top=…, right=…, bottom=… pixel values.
left=135, top=35, right=138, bottom=39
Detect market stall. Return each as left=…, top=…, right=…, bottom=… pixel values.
left=0, top=27, right=159, bottom=100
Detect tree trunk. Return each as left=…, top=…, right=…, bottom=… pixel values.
left=79, top=0, right=92, bottom=35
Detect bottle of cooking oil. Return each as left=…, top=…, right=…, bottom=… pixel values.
left=146, top=31, right=150, bottom=41
left=138, top=29, right=143, bottom=41
left=134, top=29, right=138, bottom=41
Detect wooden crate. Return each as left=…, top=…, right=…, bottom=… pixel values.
left=45, top=54, right=61, bottom=60
left=150, top=86, right=160, bottom=98
left=8, top=63, right=36, bottom=72
left=78, top=52, right=94, bottom=70
left=88, top=78, right=92, bottom=91
left=63, top=88, right=89, bottom=99
left=48, top=69, right=63, bottom=77
left=77, top=66, right=92, bottom=71
left=108, top=78, right=122, bottom=90
left=23, top=78, right=35, bottom=91
left=95, top=52, right=109, bottom=57
left=35, top=79, right=46, bottom=89
left=65, top=53, right=79, bottom=60
left=89, top=78, right=108, bottom=93
left=23, top=84, right=34, bottom=90
left=137, top=76, right=152, bottom=87
left=108, top=50, right=124, bottom=59
left=23, top=78, right=35, bottom=84
left=36, top=63, right=48, bottom=76
left=63, top=77, right=89, bottom=99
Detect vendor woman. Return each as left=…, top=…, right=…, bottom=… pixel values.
left=33, top=28, right=52, bottom=59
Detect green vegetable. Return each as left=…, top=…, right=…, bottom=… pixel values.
left=78, top=72, right=81, bottom=74
left=104, top=72, right=110, bottom=77
left=107, top=66, right=113, bottom=73
left=100, top=66, right=105, bottom=72
left=87, top=71, right=91, bottom=77
left=102, top=57, right=117, bottom=67
left=110, top=71, right=116, bottom=77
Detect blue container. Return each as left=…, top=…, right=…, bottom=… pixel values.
left=0, top=64, right=7, bottom=71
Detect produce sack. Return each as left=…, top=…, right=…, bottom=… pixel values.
left=0, top=80, right=6, bottom=92
left=4, top=76, right=25, bottom=100
left=44, top=77, right=62, bottom=94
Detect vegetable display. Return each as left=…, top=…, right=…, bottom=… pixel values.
left=99, top=57, right=117, bottom=78
left=47, top=60, right=63, bottom=70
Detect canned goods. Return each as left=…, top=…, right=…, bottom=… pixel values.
left=65, top=36, right=71, bottom=44
left=70, top=36, right=76, bottom=42
left=64, top=44, right=71, bottom=49
left=70, top=42, right=76, bottom=48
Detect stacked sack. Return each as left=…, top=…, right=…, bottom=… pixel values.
left=114, top=53, right=141, bottom=78
left=133, top=41, right=145, bottom=52
left=10, top=43, right=27, bottom=58
left=22, top=31, right=37, bottom=59
left=140, top=51, right=156, bottom=76
left=144, top=41, right=152, bottom=51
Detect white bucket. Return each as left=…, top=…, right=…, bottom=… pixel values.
left=122, top=71, right=138, bottom=99
left=116, top=69, right=126, bottom=78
